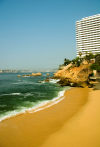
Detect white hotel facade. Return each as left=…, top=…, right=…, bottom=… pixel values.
left=76, top=14, right=100, bottom=57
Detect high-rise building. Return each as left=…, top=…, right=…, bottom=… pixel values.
left=76, top=14, right=100, bottom=57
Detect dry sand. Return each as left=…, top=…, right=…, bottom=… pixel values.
left=41, top=89, right=100, bottom=147
left=0, top=87, right=100, bottom=147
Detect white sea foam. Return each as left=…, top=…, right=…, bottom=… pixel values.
left=24, top=93, right=34, bottom=97
left=0, top=87, right=70, bottom=122
left=29, top=88, right=67, bottom=113
left=1, top=93, right=21, bottom=96
left=12, top=93, right=21, bottom=95
left=49, top=79, right=60, bottom=83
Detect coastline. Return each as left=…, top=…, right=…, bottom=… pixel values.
left=0, top=87, right=88, bottom=147
left=0, top=87, right=67, bottom=122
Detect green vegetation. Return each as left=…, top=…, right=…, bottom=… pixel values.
left=79, top=52, right=82, bottom=58
left=59, top=52, right=100, bottom=71
left=95, top=54, right=100, bottom=66
left=84, top=52, right=94, bottom=62
left=89, top=63, right=100, bottom=70
left=63, top=58, right=71, bottom=66
left=72, top=57, right=83, bottom=67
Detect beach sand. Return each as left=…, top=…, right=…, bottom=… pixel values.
left=41, top=89, right=100, bottom=147
left=0, top=87, right=100, bottom=147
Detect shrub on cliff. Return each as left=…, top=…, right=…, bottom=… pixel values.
left=89, top=63, right=100, bottom=70
left=95, top=54, right=100, bottom=66
left=84, top=52, right=94, bottom=63
left=72, top=57, right=81, bottom=67
left=63, top=58, right=71, bottom=66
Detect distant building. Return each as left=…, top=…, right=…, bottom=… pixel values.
left=76, top=14, right=100, bottom=57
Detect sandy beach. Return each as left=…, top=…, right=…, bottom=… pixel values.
left=0, top=87, right=100, bottom=147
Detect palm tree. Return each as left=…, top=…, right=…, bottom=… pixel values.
left=85, top=51, right=88, bottom=56
left=79, top=52, right=82, bottom=58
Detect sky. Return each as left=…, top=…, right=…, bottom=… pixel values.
left=0, top=0, right=100, bottom=71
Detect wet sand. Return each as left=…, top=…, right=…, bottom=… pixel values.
left=0, top=87, right=89, bottom=147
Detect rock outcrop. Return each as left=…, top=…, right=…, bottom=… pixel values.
left=47, top=73, right=49, bottom=76
left=52, top=63, right=92, bottom=88
left=17, top=72, right=42, bottom=77
left=32, top=73, right=42, bottom=76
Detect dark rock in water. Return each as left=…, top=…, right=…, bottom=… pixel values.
left=46, top=77, right=50, bottom=79
left=22, top=75, right=26, bottom=77
left=45, top=79, right=50, bottom=82
left=26, top=74, right=31, bottom=76
left=47, top=73, right=49, bottom=76
left=17, top=75, right=21, bottom=77
left=51, top=76, right=60, bottom=79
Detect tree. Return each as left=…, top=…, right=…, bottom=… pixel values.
left=85, top=51, right=88, bottom=56
left=79, top=52, right=82, bottom=58
left=63, top=58, right=71, bottom=66
left=72, top=57, right=80, bottom=67
left=89, top=63, right=100, bottom=70
left=95, top=54, right=100, bottom=66
left=84, top=52, right=94, bottom=63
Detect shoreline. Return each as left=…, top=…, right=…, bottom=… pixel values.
left=0, top=87, right=68, bottom=122
left=0, top=87, right=88, bottom=147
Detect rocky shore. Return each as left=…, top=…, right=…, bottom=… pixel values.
left=17, top=72, right=42, bottom=77
left=51, top=62, right=93, bottom=88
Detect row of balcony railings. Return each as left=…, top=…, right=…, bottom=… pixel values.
left=76, top=50, right=100, bottom=53
left=76, top=32, right=100, bottom=35
left=77, top=41, right=100, bottom=44
left=76, top=36, right=100, bottom=38
left=76, top=25, right=100, bottom=28
left=77, top=47, right=100, bottom=50
left=76, top=21, right=100, bottom=25
left=77, top=50, right=100, bottom=53
left=76, top=28, right=100, bottom=32
left=77, top=46, right=100, bottom=48
left=76, top=33, right=100, bottom=36
left=77, top=43, right=100, bottom=46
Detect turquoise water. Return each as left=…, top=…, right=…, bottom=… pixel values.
left=0, top=72, right=69, bottom=122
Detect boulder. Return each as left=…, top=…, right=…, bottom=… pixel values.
left=77, top=81, right=88, bottom=88
left=52, top=63, right=93, bottom=88
left=45, top=79, right=50, bottom=82
left=46, top=77, right=50, bottom=79
left=31, top=73, right=42, bottom=76
left=32, top=73, right=36, bottom=76
left=35, top=73, right=42, bottom=76
left=17, top=75, right=21, bottom=77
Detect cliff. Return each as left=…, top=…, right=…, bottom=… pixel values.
left=52, top=62, right=92, bottom=88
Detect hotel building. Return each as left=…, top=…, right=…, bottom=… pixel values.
left=76, top=14, right=100, bottom=57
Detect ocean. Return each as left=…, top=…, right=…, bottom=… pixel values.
left=0, top=72, right=70, bottom=122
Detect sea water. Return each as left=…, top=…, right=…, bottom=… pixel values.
left=0, top=72, right=70, bottom=122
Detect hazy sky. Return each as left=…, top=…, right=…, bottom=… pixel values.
left=0, top=0, right=100, bottom=71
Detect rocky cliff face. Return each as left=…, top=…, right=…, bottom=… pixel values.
left=53, top=63, right=92, bottom=88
